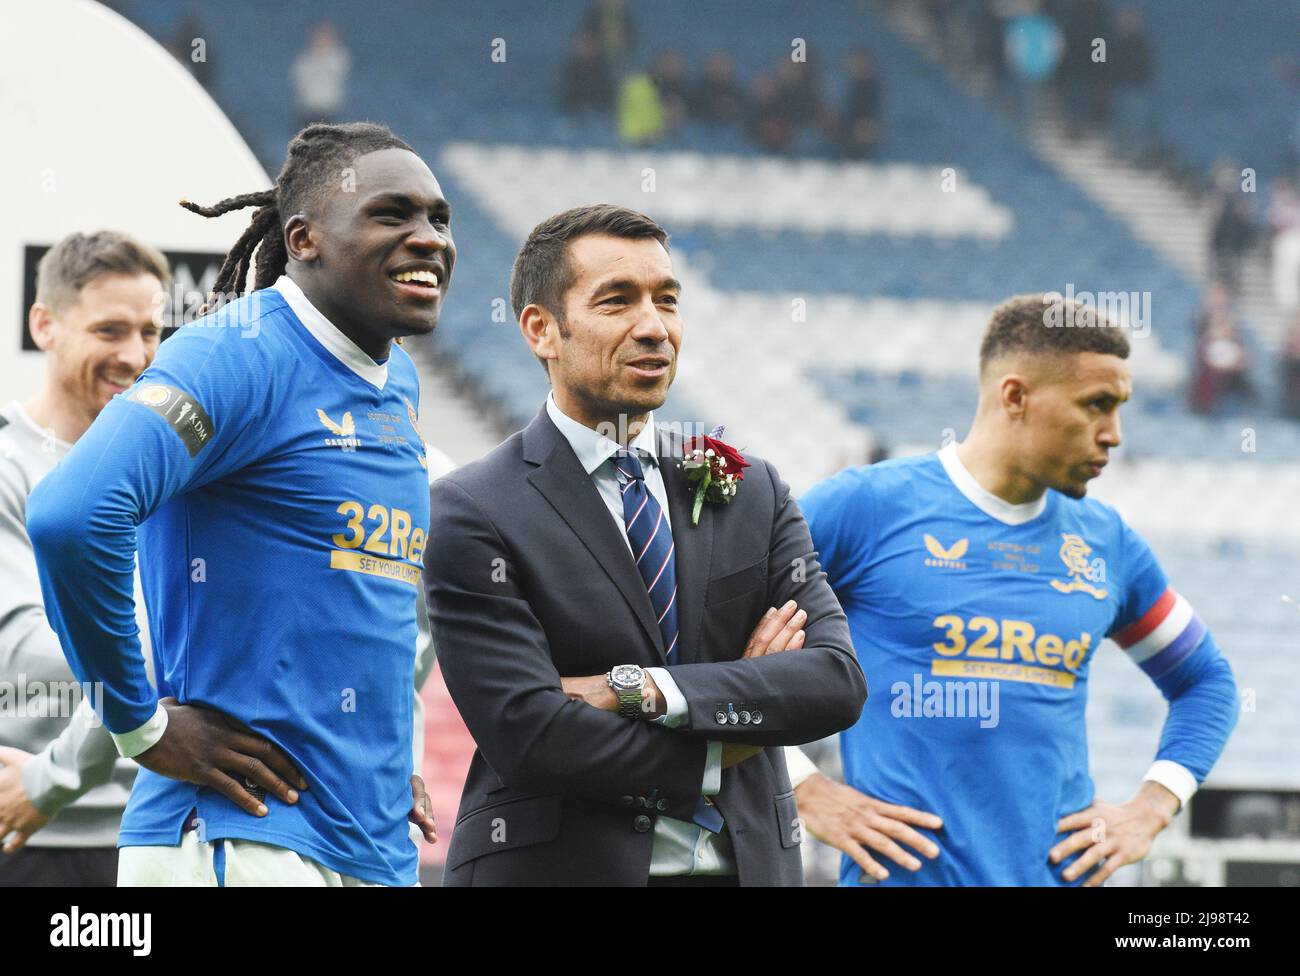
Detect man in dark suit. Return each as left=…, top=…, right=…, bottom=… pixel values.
left=424, top=204, right=866, bottom=886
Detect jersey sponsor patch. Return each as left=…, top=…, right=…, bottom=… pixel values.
left=127, top=383, right=214, bottom=457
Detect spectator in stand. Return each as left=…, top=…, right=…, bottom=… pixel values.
left=616, top=70, right=665, bottom=146
left=932, top=0, right=984, bottom=76
left=1053, top=0, right=1114, bottom=136
left=838, top=48, right=883, bottom=158
left=775, top=56, right=832, bottom=141
left=1108, top=6, right=1154, bottom=161
left=1208, top=162, right=1258, bottom=297
left=1282, top=311, right=1300, bottom=420
left=1268, top=177, right=1300, bottom=314
left=967, top=0, right=1007, bottom=83
left=650, top=49, right=690, bottom=132
left=1001, top=2, right=1064, bottom=126
left=1190, top=283, right=1255, bottom=415
left=689, top=52, right=745, bottom=125
left=584, top=0, right=635, bottom=74
left=748, top=74, right=797, bottom=154
left=291, top=23, right=350, bottom=127
left=560, top=29, right=615, bottom=114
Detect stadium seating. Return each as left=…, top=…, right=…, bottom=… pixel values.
left=1126, top=0, right=1299, bottom=179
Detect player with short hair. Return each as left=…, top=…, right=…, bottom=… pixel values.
left=27, top=122, right=449, bottom=886
left=790, top=294, right=1238, bottom=886
left=0, top=230, right=167, bottom=885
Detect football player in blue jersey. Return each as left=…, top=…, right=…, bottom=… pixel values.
left=27, top=123, right=448, bottom=885
left=787, top=294, right=1238, bottom=886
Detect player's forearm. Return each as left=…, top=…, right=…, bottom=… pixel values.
left=1149, top=633, right=1239, bottom=790
left=25, top=421, right=157, bottom=735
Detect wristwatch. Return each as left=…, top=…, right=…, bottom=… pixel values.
left=607, top=664, right=647, bottom=719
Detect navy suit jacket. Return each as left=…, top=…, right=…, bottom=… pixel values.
left=424, top=407, right=866, bottom=885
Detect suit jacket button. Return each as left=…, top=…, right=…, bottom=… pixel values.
left=621, top=795, right=634, bottom=807
left=727, top=711, right=739, bottom=725
left=714, top=711, right=728, bottom=725
left=656, top=799, right=668, bottom=811
left=739, top=710, right=752, bottom=724
left=633, top=814, right=653, bottom=833
left=751, top=709, right=764, bottom=724
left=637, top=796, right=650, bottom=808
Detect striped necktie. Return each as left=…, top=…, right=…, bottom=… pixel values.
left=613, top=449, right=679, bottom=664
left=613, top=449, right=725, bottom=834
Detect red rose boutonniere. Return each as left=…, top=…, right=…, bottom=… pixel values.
left=679, top=425, right=750, bottom=526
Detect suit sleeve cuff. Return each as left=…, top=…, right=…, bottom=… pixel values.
left=783, top=745, right=820, bottom=789
left=702, top=740, right=722, bottom=796
left=646, top=667, right=688, bottom=729
left=1143, top=760, right=1198, bottom=810
left=110, top=702, right=168, bottom=759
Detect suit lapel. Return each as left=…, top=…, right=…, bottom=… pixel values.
left=524, top=409, right=666, bottom=659
left=657, top=425, right=714, bottom=666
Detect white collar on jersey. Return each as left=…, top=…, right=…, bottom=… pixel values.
left=937, top=442, right=1047, bottom=526
left=271, top=275, right=388, bottom=390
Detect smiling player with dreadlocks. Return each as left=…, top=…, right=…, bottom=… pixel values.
left=28, top=122, right=453, bottom=886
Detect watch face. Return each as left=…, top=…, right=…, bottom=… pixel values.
left=612, top=664, right=643, bottom=688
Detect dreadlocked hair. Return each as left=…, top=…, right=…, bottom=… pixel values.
left=180, top=122, right=415, bottom=312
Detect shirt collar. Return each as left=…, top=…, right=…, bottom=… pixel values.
left=937, top=442, right=1047, bottom=526
left=271, top=275, right=388, bottom=389
left=545, top=391, right=659, bottom=476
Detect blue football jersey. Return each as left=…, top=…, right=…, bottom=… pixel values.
left=800, top=445, right=1206, bottom=886
left=28, top=278, right=431, bottom=885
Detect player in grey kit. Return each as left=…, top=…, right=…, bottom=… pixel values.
left=0, top=231, right=169, bottom=884
left=0, top=231, right=306, bottom=885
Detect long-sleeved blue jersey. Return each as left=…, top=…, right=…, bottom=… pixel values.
left=800, top=444, right=1238, bottom=886
left=27, top=277, right=431, bottom=886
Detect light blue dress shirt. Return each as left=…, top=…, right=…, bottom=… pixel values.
left=544, top=393, right=735, bottom=876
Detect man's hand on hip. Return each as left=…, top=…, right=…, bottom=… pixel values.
left=795, top=772, right=943, bottom=882
left=1050, top=780, right=1177, bottom=886
left=134, top=698, right=308, bottom=817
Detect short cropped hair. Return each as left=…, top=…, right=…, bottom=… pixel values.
left=509, top=204, right=670, bottom=376
left=979, top=293, right=1130, bottom=377
left=36, top=231, right=170, bottom=314
left=511, top=205, right=668, bottom=318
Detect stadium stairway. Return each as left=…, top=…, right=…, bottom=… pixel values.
left=1029, top=123, right=1288, bottom=348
